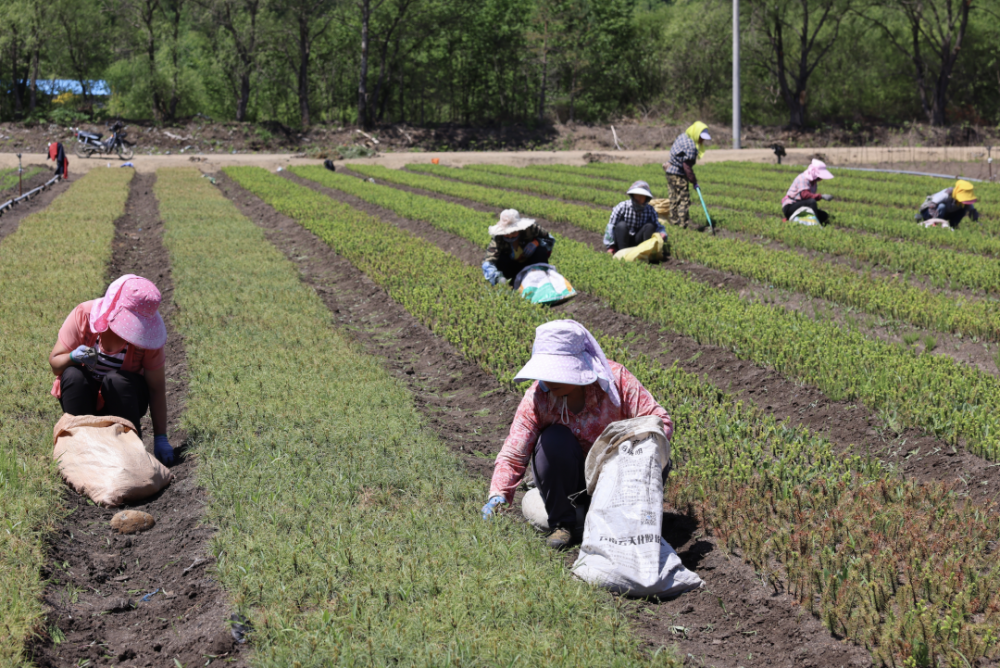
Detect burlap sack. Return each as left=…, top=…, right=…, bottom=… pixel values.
left=52, top=414, right=173, bottom=507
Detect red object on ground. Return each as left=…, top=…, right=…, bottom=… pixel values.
left=48, top=142, right=69, bottom=178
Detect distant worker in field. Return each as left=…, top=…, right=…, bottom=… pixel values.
left=916, top=179, right=980, bottom=228
left=663, top=121, right=711, bottom=228
left=781, top=159, right=835, bottom=224
left=481, top=320, right=674, bottom=550
left=482, top=209, right=555, bottom=285
left=47, top=274, right=175, bottom=466
left=603, top=180, right=667, bottom=254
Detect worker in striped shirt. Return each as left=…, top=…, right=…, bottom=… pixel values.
left=603, top=180, right=667, bottom=254
left=662, top=122, right=711, bottom=229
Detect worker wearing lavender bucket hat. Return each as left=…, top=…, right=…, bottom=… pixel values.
left=481, top=320, right=674, bottom=550
left=48, top=274, right=176, bottom=465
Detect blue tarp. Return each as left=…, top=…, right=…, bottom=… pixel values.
left=35, top=79, right=110, bottom=96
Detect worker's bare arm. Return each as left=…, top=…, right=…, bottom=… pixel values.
left=145, top=365, right=168, bottom=436
left=49, top=341, right=75, bottom=376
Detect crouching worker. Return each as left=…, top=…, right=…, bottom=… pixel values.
left=782, top=159, right=835, bottom=223
left=482, top=209, right=555, bottom=285
left=604, top=180, right=667, bottom=254
left=917, top=180, right=980, bottom=228
left=481, top=320, right=673, bottom=550
left=48, top=274, right=175, bottom=465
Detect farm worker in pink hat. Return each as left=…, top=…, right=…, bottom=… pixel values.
left=781, top=159, right=835, bottom=223
left=481, top=320, right=673, bottom=550
left=603, top=180, right=667, bottom=254
left=47, top=274, right=175, bottom=465
left=482, top=209, right=555, bottom=285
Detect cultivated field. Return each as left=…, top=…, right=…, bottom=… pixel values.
left=3, top=159, right=999, bottom=668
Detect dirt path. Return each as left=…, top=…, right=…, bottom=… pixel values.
left=0, top=170, right=71, bottom=243
left=326, top=167, right=1000, bottom=505
left=29, top=173, right=246, bottom=668
left=220, top=170, right=872, bottom=667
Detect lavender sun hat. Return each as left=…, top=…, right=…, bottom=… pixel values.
left=513, top=320, right=620, bottom=406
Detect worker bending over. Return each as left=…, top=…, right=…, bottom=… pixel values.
left=482, top=209, right=555, bottom=285
left=481, top=320, right=674, bottom=550
left=782, top=159, right=835, bottom=223
left=604, top=180, right=666, bottom=254
left=48, top=274, right=175, bottom=465
left=663, top=121, right=711, bottom=228
left=917, top=180, right=979, bottom=228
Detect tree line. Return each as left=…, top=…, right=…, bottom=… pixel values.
left=0, top=0, right=996, bottom=130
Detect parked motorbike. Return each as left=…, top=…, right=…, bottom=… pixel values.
left=72, top=121, right=135, bottom=160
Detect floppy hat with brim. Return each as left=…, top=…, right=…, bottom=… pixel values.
left=489, top=209, right=536, bottom=236
left=513, top=319, right=621, bottom=406
left=805, top=159, right=834, bottom=181
left=953, top=180, right=977, bottom=204
left=626, top=180, right=653, bottom=199
left=90, top=274, right=168, bottom=350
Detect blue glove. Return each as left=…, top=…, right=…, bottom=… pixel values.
left=482, top=261, right=501, bottom=285
left=69, top=345, right=98, bottom=367
left=522, top=239, right=540, bottom=257
left=482, top=495, right=505, bottom=520
left=154, top=434, right=175, bottom=465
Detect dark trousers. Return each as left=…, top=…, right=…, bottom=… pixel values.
left=921, top=207, right=965, bottom=228
left=613, top=220, right=658, bottom=251
left=783, top=199, right=829, bottom=224
left=59, top=367, right=150, bottom=438
left=496, top=249, right=552, bottom=283
left=531, top=425, right=588, bottom=529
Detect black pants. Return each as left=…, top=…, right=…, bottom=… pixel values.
left=496, top=249, right=552, bottom=283
left=613, top=220, right=658, bottom=251
left=782, top=199, right=829, bottom=224
left=921, top=207, right=965, bottom=228
left=59, top=367, right=150, bottom=438
left=531, top=424, right=588, bottom=530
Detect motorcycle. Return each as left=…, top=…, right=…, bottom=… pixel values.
left=72, top=121, right=135, bottom=160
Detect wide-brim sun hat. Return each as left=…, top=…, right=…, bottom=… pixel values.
left=489, top=209, right=536, bottom=237
left=805, top=159, right=834, bottom=181
left=513, top=320, right=621, bottom=406
left=953, top=179, right=977, bottom=204
left=89, top=274, right=167, bottom=350
left=626, top=180, right=653, bottom=199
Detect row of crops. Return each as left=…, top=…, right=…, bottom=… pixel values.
left=0, top=169, right=132, bottom=663
left=226, top=165, right=1000, bottom=666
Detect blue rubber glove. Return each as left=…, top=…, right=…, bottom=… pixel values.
left=154, top=434, right=175, bottom=465
left=522, top=239, right=540, bottom=257
left=69, top=345, right=98, bottom=367
left=482, top=495, right=506, bottom=520
left=482, top=261, right=501, bottom=285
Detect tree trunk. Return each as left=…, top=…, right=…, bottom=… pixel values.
left=236, top=73, right=251, bottom=121
left=298, top=15, right=310, bottom=128
left=357, top=0, right=371, bottom=128
left=537, top=20, right=548, bottom=124
left=11, top=33, right=23, bottom=118
left=166, top=0, right=183, bottom=121
left=29, top=46, right=39, bottom=112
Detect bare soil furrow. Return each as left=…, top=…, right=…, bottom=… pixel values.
left=0, top=170, right=72, bottom=243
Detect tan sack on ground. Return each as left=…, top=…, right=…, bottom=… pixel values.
left=52, top=414, right=173, bottom=507
left=650, top=198, right=671, bottom=222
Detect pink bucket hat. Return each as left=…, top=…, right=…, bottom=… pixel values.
left=89, top=274, right=167, bottom=350
left=513, top=320, right=620, bottom=406
left=804, top=159, right=834, bottom=181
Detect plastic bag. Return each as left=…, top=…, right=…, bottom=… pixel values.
left=613, top=235, right=664, bottom=263
left=52, top=414, right=173, bottom=507
left=789, top=206, right=821, bottom=226
left=513, top=263, right=577, bottom=305
left=572, top=416, right=703, bottom=597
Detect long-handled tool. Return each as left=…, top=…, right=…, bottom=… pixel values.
left=695, top=185, right=714, bottom=234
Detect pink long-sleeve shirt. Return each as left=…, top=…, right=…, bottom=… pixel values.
left=489, top=361, right=673, bottom=503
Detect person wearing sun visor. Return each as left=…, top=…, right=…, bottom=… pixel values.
left=917, top=179, right=980, bottom=228
left=482, top=209, right=555, bottom=286
left=603, top=180, right=666, bottom=254
left=480, top=320, right=673, bottom=550
left=47, top=274, right=175, bottom=465
left=662, top=121, right=711, bottom=229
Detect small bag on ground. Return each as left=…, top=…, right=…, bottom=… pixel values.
left=514, top=263, right=577, bottom=305
left=572, top=415, right=703, bottom=597
left=53, top=414, right=173, bottom=507
left=613, top=235, right=664, bottom=263
left=788, top=206, right=821, bottom=226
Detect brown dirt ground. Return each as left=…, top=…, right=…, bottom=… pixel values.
left=333, top=167, right=1000, bottom=506
left=229, top=170, right=873, bottom=666
left=28, top=173, right=247, bottom=668
left=0, top=168, right=70, bottom=242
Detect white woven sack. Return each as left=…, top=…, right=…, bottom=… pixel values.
left=572, top=416, right=702, bottom=597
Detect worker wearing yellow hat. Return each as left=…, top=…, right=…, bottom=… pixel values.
left=662, top=121, right=710, bottom=229
left=917, top=180, right=980, bottom=228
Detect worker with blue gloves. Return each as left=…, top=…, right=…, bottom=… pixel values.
left=48, top=274, right=176, bottom=466
left=482, top=209, right=555, bottom=286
